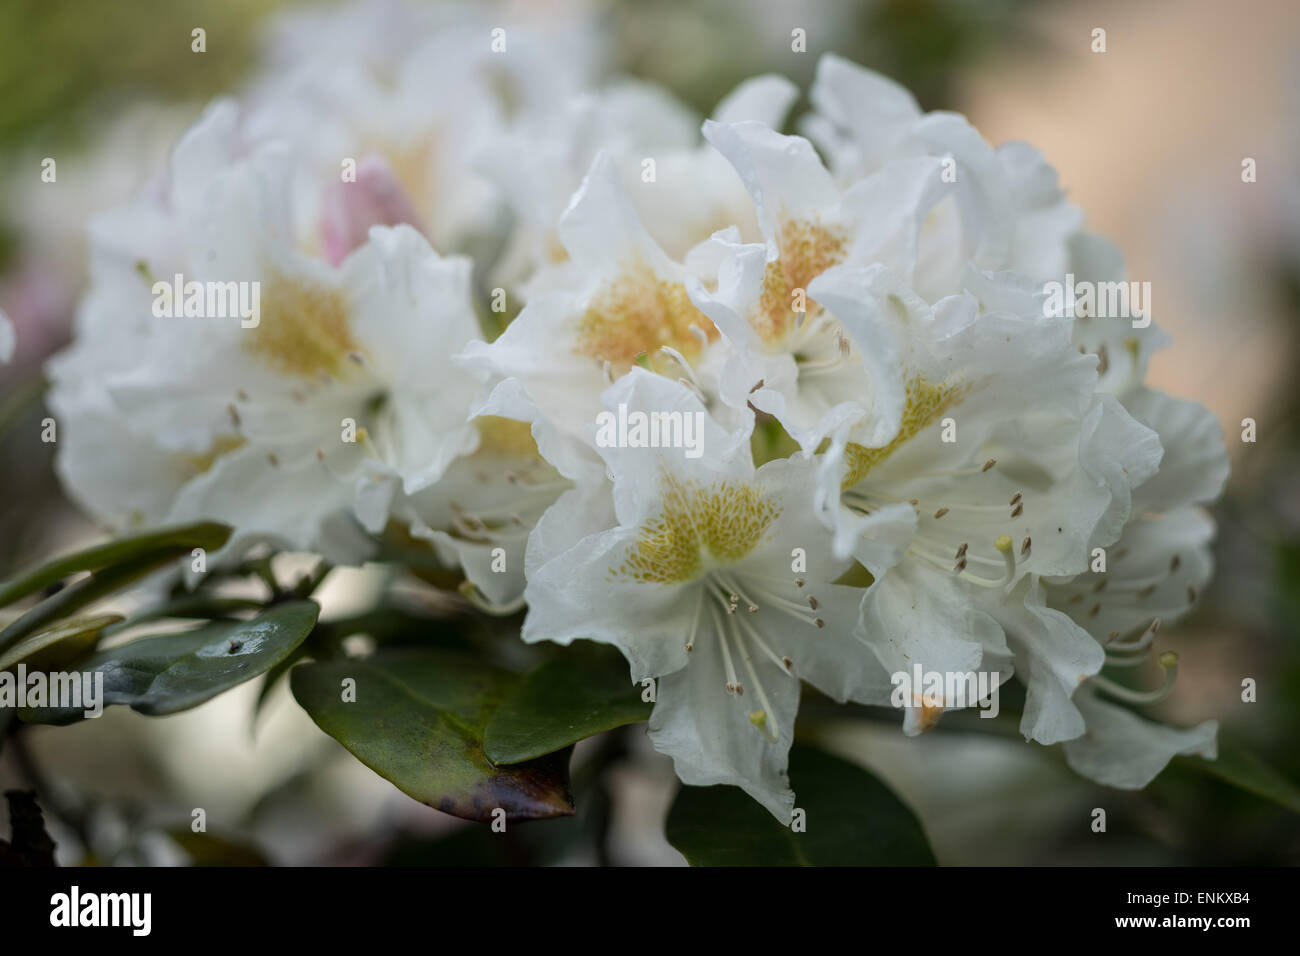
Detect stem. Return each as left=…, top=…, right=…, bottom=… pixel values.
left=8, top=725, right=91, bottom=852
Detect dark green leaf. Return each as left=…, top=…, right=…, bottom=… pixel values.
left=18, top=601, right=318, bottom=724
left=0, top=522, right=233, bottom=654
left=1178, top=741, right=1300, bottom=816
left=485, top=643, right=650, bottom=764
left=0, top=520, right=231, bottom=607
left=666, top=745, right=936, bottom=866
left=290, top=648, right=574, bottom=823
left=0, top=613, right=121, bottom=673
left=101, top=595, right=265, bottom=637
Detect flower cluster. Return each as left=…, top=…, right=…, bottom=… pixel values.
left=46, top=4, right=1226, bottom=820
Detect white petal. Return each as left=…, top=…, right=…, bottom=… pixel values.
left=0, top=309, right=14, bottom=363
left=702, top=121, right=840, bottom=240
left=858, top=561, right=1008, bottom=730
left=988, top=579, right=1104, bottom=745
left=807, top=54, right=920, bottom=174
left=711, top=74, right=799, bottom=129
left=1125, top=388, right=1229, bottom=512
left=1065, top=686, right=1217, bottom=788
left=649, top=628, right=799, bottom=822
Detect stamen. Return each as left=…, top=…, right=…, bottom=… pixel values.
left=712, top=604, right=742, bottom=695
left=733, top=610, right=796, bottom=675
left=1108, top=618, right=1160, bottom=654
left=1093, top=652, right=1178, bottom=706
left=994, top=535, right=1016, bottom=584
left=737, top=645, right=778, bottom=743
left=685, top=588, right=704, bottom=652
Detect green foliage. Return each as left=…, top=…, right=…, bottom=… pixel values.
left=1178, top=739, right=1300, bottom=816
left=291, top=648, right=575, bottom=824
left=18, top=600, right=318, bottom=723
left=666, top=745, right=936, bottom=865
left=485, top=642, right=651, bottom=764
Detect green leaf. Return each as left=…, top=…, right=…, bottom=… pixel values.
left=17, top=601, right=319, bottom=724
left=290, top=648, right=574, bottom=823
left=1178, top=741, right=1300, bottom=816
left=0, top=613, right=121, bottom=672
left=0, top=520, right=231, bottom=607
left=101, top=594, right=265, bottom=637
left=0, top=521, right=233, bottom=654
left=485, top=643, right=650, bottom=764
left=666, top=745, right=936, bottom=866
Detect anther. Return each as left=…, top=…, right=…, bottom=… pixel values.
left=1010, top=503, right=1024, bottom=518
left=808, top=595, right=819, bottom=610
left=1009, top=492, right=1022, bottom=506
left=934, top=507, right=949, bottom=519
left=1020, top=536, right=1031, bottom=557
left=982, top=459, right=996, bottom=472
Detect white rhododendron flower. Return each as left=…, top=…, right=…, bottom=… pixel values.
left=48, top=101, right=482, bottom=552
left=44, top=14, right=1230, bottom=823
left=521, top=370, right=892, bottom=818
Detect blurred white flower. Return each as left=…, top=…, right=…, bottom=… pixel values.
left=47, top=102, right=481, bottom=551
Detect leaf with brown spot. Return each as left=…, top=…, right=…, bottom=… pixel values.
left=290, top=649, right=574, bottom=823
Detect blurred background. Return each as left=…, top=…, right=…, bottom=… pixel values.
left=0, top=0, right=1297, bottom=865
